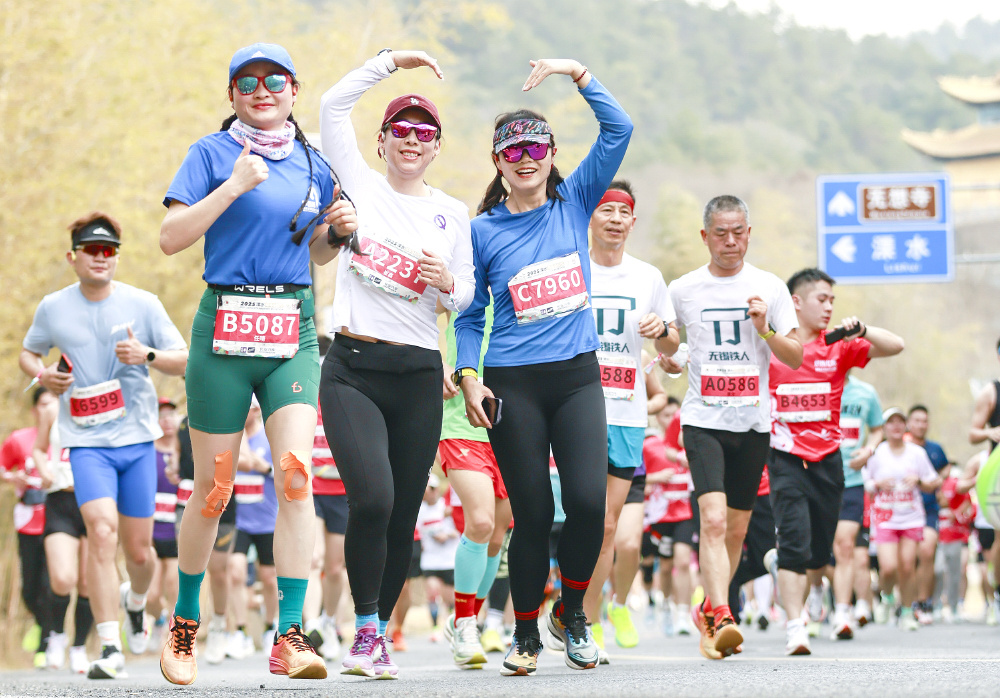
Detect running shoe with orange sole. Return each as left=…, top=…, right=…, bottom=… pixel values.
left=160, top=616, right=199, bottom=685
left=692, top=602, right=723, bottom=660
left=269, top=624, right=327, bottom=679
left=713, top=614, right=743, bottom=657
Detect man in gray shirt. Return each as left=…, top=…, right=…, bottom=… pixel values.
left=20, top=212, right=188, bottom=679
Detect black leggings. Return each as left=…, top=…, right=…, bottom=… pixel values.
left=18, top=532, right=51, bottom=650
left=319, top=335, right=442, bottom=619
left=484, top=352, right=607, bottom=626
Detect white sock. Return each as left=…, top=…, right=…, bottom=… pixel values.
left=96, top=621, right=121, bottom=650
left=126, top=588, right=147, bottom=612
left=786, top=617, right=804, bottom=632
left=486, top=609, right=504, bottom=631
left=835, top=602, right=852, bottom=617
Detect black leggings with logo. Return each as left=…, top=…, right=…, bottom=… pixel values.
left=319, top=335, right=442, bottom=619
left=484, top=352, right=608, bottom=634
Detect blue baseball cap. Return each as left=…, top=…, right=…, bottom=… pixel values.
left=228, top=43, right=296, bottom=82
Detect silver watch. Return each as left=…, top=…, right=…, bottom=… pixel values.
left=377, top=48, right=397, bottom=73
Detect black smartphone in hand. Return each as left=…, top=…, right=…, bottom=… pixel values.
left=824, top=325, right=862, bottom=345
left=482, top=396, right=503, bottom=426
left=57, top=354, right=73, bottom=373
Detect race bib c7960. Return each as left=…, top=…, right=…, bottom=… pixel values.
left=508, top=252, right=589, bottom=325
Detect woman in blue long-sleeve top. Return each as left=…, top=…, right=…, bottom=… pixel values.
left=452, top=58, right=633, bottom=677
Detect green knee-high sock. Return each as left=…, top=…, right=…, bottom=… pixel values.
left=277, top=577, right=309, bottom=634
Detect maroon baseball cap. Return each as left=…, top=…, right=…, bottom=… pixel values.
left=158, top=397, right=177, bottom=409
left=382, top=94, right=441, bottom=130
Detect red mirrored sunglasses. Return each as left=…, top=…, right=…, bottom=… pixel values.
left=388, top=120, right=439, bottom=142
left=232, top=73, right=290, bottom=96
left=75, top=244, right=118, bottom=258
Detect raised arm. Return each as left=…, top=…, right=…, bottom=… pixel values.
left=970, top=382, right=1000, bottom=445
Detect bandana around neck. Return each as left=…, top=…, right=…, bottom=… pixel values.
left=228, top=118, right=296, bottom=160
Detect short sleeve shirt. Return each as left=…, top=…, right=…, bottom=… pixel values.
left=591, top=254, right=676, bottom=427
left=669, top=263, right=798, bottom=433
left=839, top=376, right=884, bottom=488
left=863, top=442, right=938, bottom=530
left=23, top=283, right=187, bottom=449
left=165, top=133, right=334, bottom=286
left=768, top=332, right=871, bottom=461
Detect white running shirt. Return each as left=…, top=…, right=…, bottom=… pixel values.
left=590, top=253, right=675, bottom=427
left=669, top=263, right=797, bottom=433
left=320, top=55, right=474, bottom=350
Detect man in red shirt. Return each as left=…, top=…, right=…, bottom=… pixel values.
left=767, top=269, right=903, bottom=656
left=0, top=387, right=55, bottom=665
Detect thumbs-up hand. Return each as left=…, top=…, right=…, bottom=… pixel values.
left=115, top=325, right=149, bottom=365
left=227, top=138, right=269, bottom=196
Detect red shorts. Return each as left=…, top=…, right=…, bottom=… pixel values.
left=874, top=526, right=924, bottom=545
left=438, top=439, right=508, bottom=500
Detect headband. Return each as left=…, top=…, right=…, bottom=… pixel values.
left=597, top=189, right=635, bottom=212
left=493, top=119, right=553, bottom=153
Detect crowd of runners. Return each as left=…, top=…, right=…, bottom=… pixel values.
left=2, top=42, right=1000, bottom=683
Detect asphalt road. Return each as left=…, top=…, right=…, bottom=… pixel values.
left=2, top=617, right=999, bottom=698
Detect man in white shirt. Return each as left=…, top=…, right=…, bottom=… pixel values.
left=663, top=195, right=802, bottom=659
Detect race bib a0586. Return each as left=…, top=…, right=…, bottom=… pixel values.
left=213, top=295, right=300, bottom=359
left=700, top=365, right=760, bottom=408
left=508, top=253, right=589, bottom=324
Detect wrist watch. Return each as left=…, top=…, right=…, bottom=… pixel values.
left=377, top=48, right=398, bottom=73
left=452, top=368, right=478, bottom=387
left=656, top=323, right=670, bottom=339
left=758, top=323, right=776, bottom=341
left=146, top=350, right=156, bottom=364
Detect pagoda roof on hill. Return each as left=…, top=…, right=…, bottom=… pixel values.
left=902, top=122, right=1000, bottom=160
left=938, top=74, right=1000, bottom=105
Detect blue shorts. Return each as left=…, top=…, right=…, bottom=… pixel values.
left=69, top=442, right=157, bottom=518
left=607, top=425, right=645, bottom=480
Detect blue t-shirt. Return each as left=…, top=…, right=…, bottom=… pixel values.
left=236, top=428, right=278, bottom=535
left=164, top=132, right=335, bottom=286
left=920, top=439, right=949, bottom=515
left=839, top=376, right=884, bottom=489
left=455, top=77, right=633, bottom=369
left=23, top=283, right=187, bottom=449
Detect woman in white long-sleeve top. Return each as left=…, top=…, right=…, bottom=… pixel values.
left=318, top=48, right=474, bottom=680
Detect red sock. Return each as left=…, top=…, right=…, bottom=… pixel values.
left=702, top=596, right=713, bottom=614
left=455, top=592, right=477, bottom=619
left=474, top=597, right=485, bottom=616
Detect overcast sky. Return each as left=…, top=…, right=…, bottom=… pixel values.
left=693, top=0, right=1000, bottom=39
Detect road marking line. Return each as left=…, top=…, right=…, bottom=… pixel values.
left=613, top=655, right=1000, bottom=663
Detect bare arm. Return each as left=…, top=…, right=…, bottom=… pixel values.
left=748, top=295, right=802, bottom=369
left=643, top=350, right=667, bottom=415
left=863, top=325, right=905, bottom=359
left=19, top=349, right=74, bottom=395
left=919, top=475, right=944, bottom=494
left=956, top=454, right=983, bottom=494
left=848, top=425, right=883, bottom=471
left=970, top=383, right=1000, bottom=445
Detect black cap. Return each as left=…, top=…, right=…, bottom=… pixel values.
left=72, top=219, right=121, bottom=247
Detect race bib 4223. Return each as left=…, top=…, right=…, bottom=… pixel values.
left=349, top=235, right=427, bottom=304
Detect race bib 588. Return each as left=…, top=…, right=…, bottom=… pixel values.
left=598, top=353, right=637, bottom=401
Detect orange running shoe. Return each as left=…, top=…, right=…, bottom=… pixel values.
left=713, top=614, right=743, bottom=657
left=391, top=628, right=408, bottom=652
left=269, top=624, right=327, bottom=679
left=692, top=601, right=722, bottom=660
left=160, top=616, right=199, bottom=685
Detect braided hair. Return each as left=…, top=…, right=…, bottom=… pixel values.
left=222, top=77, right=342, bottom=245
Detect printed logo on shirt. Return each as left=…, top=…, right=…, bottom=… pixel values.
left=592, top=295, right=636, bottom=337
left=814, top=358, right=837, bottom=373
left=303, top=185, right=320, bottom=214
left=110, top=320, right=135, bottom=336
left=434, top=215, right=446, bottom=230
left=701, top=307, right=750, bottom=346
left=706, top=351, right=750, bottom=361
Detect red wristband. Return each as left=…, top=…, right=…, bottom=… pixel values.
left=443, top=279, right=454, bottom=295
left=574, top=67, right=588, bottom=84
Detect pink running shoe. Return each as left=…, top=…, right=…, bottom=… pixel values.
left=372, top=636, right=398, bottom=680
left=341, top=623, right=378, bottom=677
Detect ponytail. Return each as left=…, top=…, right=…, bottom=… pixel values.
left=477, top=109, right=565, bottom=216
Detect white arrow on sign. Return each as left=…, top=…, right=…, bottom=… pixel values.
left=827, top=191, right=855, bottom=218
left=830, top=235, right=857, bottom=263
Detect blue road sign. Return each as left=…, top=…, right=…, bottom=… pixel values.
left=816, top=172, right=953, bottom=284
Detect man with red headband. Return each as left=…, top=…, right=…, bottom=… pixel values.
left=583, top=181, right=678, bottom=659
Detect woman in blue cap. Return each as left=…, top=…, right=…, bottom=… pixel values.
left=158, top=42, right=357, bottom=685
